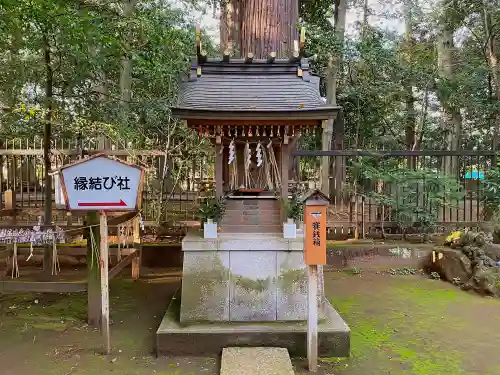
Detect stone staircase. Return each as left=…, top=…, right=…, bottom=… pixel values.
left=220, top=198, right=282, bottom=233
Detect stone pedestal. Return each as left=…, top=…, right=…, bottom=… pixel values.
left=180, top=231, right=307, bottom=323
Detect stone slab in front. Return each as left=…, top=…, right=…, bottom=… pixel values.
left=157, top=291, right=351, bottom=358
left=220, top=347, right=294, bottom=375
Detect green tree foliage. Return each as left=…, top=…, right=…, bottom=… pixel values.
left=0, top=0, right=215, bottom=150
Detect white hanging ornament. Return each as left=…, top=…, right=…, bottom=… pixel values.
left=246, top=141, right=251, bottom=167
left=228, top=139, right=235, bottom=165
left=256, top=143, right=262, bottom=167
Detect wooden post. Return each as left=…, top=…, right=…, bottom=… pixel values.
left=308, top=264, right=318, bottom=372
left=132, top=216, right=141, bottom=280
left=281, top=143, right=289, bottom=222
left=4, top=189, right=17, bottom=225
left=302, top=189, right=329, bottom=372
left=99, top=211, right=110, bottom=354
left=87, top=211, right=101, bottom=327
left=131, top=255, right=140, bottom=280
left=4, top=189, right=15, bottom=210
left=215, top=138, right=223, bottom=198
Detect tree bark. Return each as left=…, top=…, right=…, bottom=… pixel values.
left=484, top=6, right=500, bottom=166
left=436, top=20, right=461, bottom=176
left=320, top=0, right=347, bottom=304
left=328, top=0, right=347, bottom=204
left=220, top=0, right=299, bottom=59
left=403, top=0, right=416, bottom=169
left=42, top=30, right=53, bottom=277
left=119, top=0, right=137, bottom=125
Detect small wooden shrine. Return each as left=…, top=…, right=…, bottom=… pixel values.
left=171, top=37, right=339, bottom=203
left=156, top=30, right=349, bottom=359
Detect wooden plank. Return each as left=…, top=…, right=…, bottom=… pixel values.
left=0, top=248, right=11, bottom=259
left=87, top=212, right=101, bottom=328
left=132, top=217, right=141, bottom=280
left=131, top=255, right=140, bottom=280
left=0, top=246, right=136, bottom=257
left=108, top=249, right=138, bottom=280
left=0, top=149, right=166, bottom=156
left=0, top=281, right=87, bottom=293
left=307, top=264, right=318, bottom=372
left=99, top=212, right=111, bottom=355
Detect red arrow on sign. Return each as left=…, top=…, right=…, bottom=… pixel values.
left=77, top=199, right=127, bottom=207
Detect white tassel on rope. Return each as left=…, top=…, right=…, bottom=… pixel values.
left=11, top=241, right=19, bottom=279
left=52, top=234, right=60, bottom=276
left=244, top=141, right=252, bottom=188
left=27, top=242, right=34, bottom=262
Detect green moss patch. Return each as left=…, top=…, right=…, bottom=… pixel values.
left=325, top=275, right=499, bottom=375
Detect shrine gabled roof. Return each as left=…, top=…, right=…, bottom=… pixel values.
left=171, top=57, right=340, bottom=121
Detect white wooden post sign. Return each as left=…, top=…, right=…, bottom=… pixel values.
left=59, top=154, right=144, bottom=211
left=59, top=154, right=144, bottom=355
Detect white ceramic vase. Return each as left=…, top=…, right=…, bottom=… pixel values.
left=203, top=218, right=218, bottom=239
left=283, top=218, right=297, bottom=239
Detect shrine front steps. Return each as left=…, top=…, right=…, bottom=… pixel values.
left=220, top=224, right=282, bottom=234
left=225, top=199, right=280, bottom=211
left=221, top=209, right=282, bottom=228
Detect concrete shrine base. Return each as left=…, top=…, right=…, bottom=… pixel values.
left=156, top=289, right=350, bottom=357
left=179, top=231, right=310, bottom=323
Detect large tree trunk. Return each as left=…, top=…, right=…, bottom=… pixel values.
left=484, top=6, right=500, bottom=166
left=119, top=0, right=136, bottom=124
left=42, top=30, right=53, bottom=277
left=220, top=0, right=299, bottom=59
left=403, top=0, right=416, bottom=169
left=327, top=0, right=347, bottom=204
left=436, top=6, right=462, bottom=176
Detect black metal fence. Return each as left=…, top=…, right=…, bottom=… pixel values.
left=0, top=139, right=496, bottom=236
left=294, top=150, right=497, bottom=236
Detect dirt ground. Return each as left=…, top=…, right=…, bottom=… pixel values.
left=1, top=267, right=500, bottom=375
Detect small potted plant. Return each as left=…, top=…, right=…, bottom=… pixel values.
left=282, top=193, right=303, bottom=239
left=198, top=197, right=226, bottom=239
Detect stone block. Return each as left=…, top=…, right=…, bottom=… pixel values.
left=180, top=251, right=230, bottom=323
left=276, top=252, right=307, bottom=320
left=230, top=251, right=277, bottom=321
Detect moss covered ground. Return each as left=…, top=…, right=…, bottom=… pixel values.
left=1, top=267, right=500, bottom=374
left=307, top=271, right=500, bottom=375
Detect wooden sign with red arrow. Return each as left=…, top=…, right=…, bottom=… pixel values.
left=58, top=154, right=144, bottom=212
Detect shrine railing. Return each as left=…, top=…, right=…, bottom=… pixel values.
left=0, top=138, right=214, bottom=229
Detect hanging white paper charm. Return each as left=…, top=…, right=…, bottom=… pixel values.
left=228, top=139, right=235, bottom=165
left=256, top=143, right=263, bottom=167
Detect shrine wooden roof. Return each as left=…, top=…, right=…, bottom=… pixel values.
left=171, top=57, right=340, bottom=122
